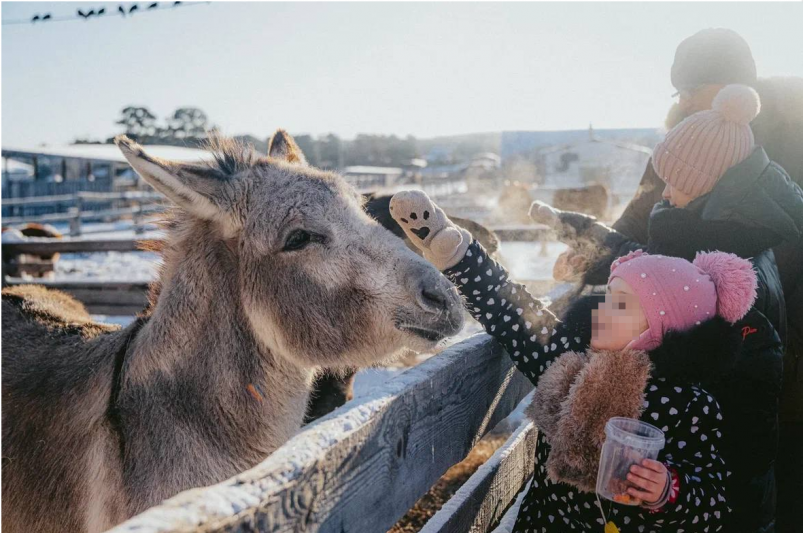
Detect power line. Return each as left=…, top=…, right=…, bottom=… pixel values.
left=3, top=2, right=209, bottom=27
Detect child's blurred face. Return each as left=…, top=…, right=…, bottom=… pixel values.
left=591, top=278, right=649, bottom=351
left=662, top=183, right=696, bottom=208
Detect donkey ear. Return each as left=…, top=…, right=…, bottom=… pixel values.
left=115, top=135, right=239, bottom=231
left=268, top=129, right=308, bottom=166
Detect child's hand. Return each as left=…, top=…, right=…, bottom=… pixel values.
left=389, top=190, right=472, bottom=271
left=626, top=459, right=668, bottom=505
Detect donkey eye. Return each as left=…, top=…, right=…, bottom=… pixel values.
left=283, top=229, right=312, bottom=251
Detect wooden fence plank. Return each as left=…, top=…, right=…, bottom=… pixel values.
left=2, top=238, right=150, bottom=255
left=57, top=288, right=149, bottom=306
left=2, top=204, right=166, bottom=225
left=1, top=193, right=77, bottom=206
left=108, top=334, right=534, bottom=533
left=3, top=279, right=150, bottom=291
left=76, top=191, right=163, bottom=201
left=490, top=225, right=551, bottom=242
left=2, top=279, right=150, bottom=315
left=422, top=418, right=538, bottom=533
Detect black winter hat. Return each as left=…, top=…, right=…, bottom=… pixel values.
left=671, top=28, right=757, bottom=91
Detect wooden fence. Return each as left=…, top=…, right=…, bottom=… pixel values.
left=107, top=334, right=537, bottom=533
left=2, top=191, right=166, bottom=236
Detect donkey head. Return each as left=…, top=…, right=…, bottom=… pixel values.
left=116, top=132, right=463, bottom=369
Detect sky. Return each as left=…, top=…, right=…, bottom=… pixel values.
left=2, top=1, right=802, bottom=147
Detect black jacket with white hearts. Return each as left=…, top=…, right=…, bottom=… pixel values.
left=444, top=239, right=776, bottom=532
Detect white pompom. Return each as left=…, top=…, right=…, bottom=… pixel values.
left=712, top=84, right=761, bottom=125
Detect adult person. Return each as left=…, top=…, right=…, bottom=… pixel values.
left=553, top=29, right=803, bottom=533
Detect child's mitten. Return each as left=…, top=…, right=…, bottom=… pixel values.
left=529, top=200, right=613, bottom=247
left=389, top=190, right=472, bottom=271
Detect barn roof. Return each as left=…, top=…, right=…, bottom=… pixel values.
left=342, top=166, right=404, bottom=176
left=2, top=143, right=213, bottom=164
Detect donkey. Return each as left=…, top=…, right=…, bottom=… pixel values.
left=1, top=131, right=464, bottom=533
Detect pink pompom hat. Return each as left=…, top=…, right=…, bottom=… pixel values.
left=609, top=250, right=758, bottom=351
left=652, top=84, right=761, bottom=198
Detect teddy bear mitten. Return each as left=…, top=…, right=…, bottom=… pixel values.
left=389, top=190, right=472, bottom=271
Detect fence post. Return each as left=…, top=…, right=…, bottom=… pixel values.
left=69, top=195, right=83, bottom=237
left=134, top=200, right=145, bottom=234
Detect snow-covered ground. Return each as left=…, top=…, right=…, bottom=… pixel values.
left=497, top=240, right=567, bottom=281
left=58, top=251, right=161, bottom=282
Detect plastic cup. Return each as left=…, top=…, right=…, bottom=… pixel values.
left=596, top=417, right=665, bottom=505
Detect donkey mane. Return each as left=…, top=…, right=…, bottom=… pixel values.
left=137, top=134, right=264, bottom=313
left=202, top=134, right=264, bottom=177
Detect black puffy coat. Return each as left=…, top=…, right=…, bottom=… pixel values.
left=587, top=147, right=803, bottom=346
left=563, top=295, right=784, bottom=533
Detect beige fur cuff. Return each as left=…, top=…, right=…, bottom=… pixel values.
left=527, top=348, right=652, bottom=492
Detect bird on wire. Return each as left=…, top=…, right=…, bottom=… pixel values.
left=148, top=2, right=159, bottom=9
left=78, top=9, right=95, bottom=19
left=118, top=5, right=126, bottom=16
left=129, top=4, right=139, bottom=14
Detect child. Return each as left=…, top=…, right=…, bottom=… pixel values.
left=389, top=191, right=761, bottom=532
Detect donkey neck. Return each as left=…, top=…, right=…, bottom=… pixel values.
left=125, top=223, right=313, bottom=459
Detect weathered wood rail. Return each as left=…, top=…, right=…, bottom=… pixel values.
left=106, top=334, right=536, bottom=533
left=2, top=279, right=151, bottom=315
left=421, top=417, right=538, bottom=533
left=2, top=238, right=154, bottom=314
left=2, top=191, right=166, bottom=235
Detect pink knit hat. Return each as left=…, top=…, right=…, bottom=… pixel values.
left=608, top=250, right=757, bottom=351
left=652, top=84, right=761, bottom=198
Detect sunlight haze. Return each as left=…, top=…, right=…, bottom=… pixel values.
left=3, top=1, right=802, bottom=146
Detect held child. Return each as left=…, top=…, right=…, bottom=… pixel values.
left=389, top=191, right=762, bottom=532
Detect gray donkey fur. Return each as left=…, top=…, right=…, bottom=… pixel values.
left=1, top=131, right=464, bottom=533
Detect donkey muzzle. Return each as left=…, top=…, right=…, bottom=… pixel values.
left=399, top=267, right=464, bottom=342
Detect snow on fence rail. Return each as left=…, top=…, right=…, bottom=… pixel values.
left=107, top=334, right=535, bottom=533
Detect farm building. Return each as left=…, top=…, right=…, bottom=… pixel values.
left=500, top=126, right=660, bottom=212
left=341, top=165, right=406, bottom=189
left=2, top=144, right=212, bottom=201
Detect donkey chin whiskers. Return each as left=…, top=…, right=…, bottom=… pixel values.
left=396, top=323, right=448, bottom=343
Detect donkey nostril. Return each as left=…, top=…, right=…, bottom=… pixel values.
left=420, top=286, right=448, bottom=310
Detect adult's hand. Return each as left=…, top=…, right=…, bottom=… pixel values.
left=553, top=248, right=590, bottom=282
left=529, top=200, right=612, bottom=247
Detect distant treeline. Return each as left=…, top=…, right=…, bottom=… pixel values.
left=74, top=106, right=501, bottom=169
